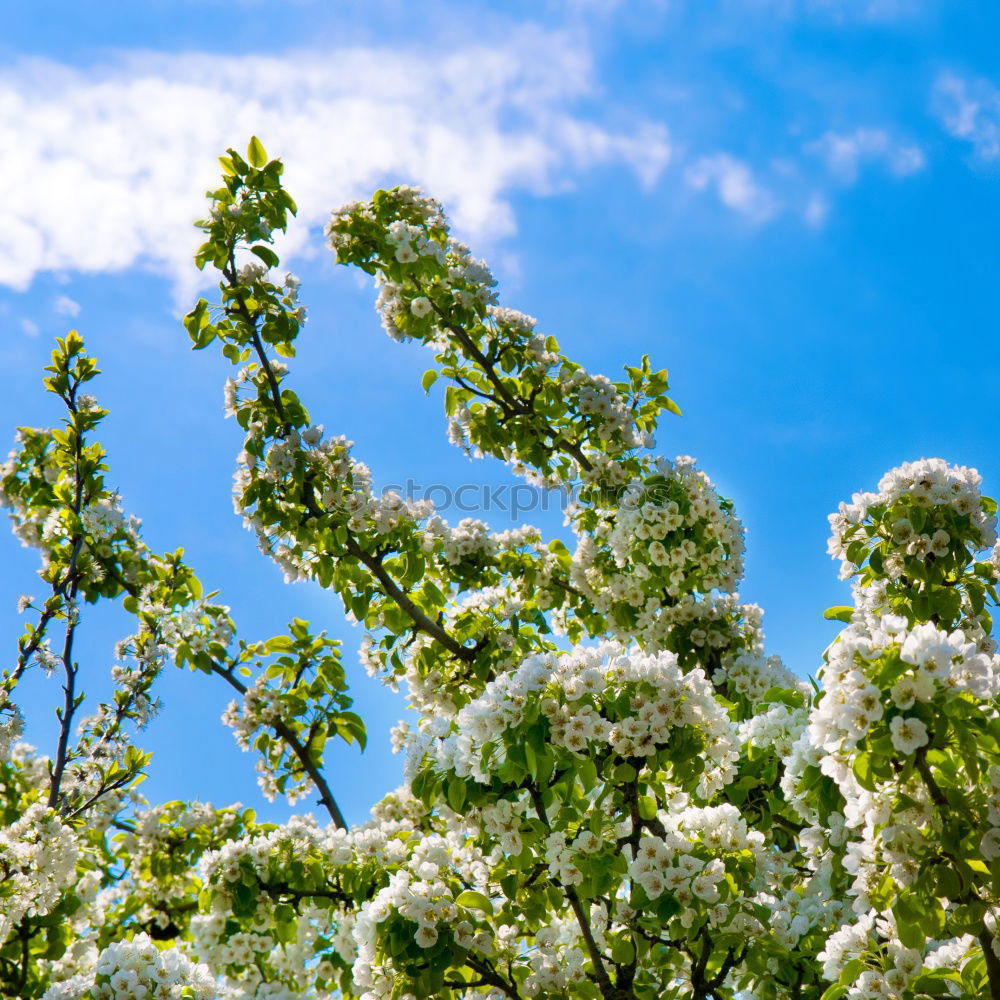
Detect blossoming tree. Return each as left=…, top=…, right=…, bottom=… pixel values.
left=2, top=138, right=1000, bottom=1000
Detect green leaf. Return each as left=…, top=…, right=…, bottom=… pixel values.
left=446, top=775, right=466, bottom=812
left=934, top=864, right=962, bottom=899
left=579, top=758, right=598, bottom=792
left=919, top=900, right=947, bottom=938
left=824, top=606, right=854, bottom=622
left=852, top=753, right=877, bottom=792
left=421, top=369, right=438, bottom=392
left=896, top=916, right=925, bottom=950
left=610, top=937, right=635, bottom=965
left=614, top=762, right=638, bottom=783
left=193, top=324, right=217, bottom=350
left=638, top=795, right=658, bottom=821
left=524, top=742, right=537, bottom=778
left=455, top=890, right=493, bottom=915
left=251, top=245, right=280, bottom=268
left=247, top=136, right=268, bottom=168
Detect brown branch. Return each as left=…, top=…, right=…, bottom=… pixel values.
left=211, top=662, right=348, bottom=831
left=257, top=878, right=352, bottom=908
left=704, top=945, right=744, bottom=995
left=63, top=769, right=135, bottom=821
left=223, top=260, right=291, bottom=435
left=464, top=955, right=522, bottom=1000
left=417, top=279, right=593, bottom=473
left=618, top=772, right=666, bottom=855
left=46, top=615, right=79, bottom=810
left=526, top=782, right=627, bottom=999
left=915, top=754, right=999, bottom=997
left=219, top=266, right=479, bottom=707
left=914, top=751, right=948, bottom=808
left=565, top=885, right=619, bottom=997
left=343, top=536, right=474, bottom=663
left=979, top=930, right=1000, bottom=1000
left=47, top=387, right=87, bottom=810
left=690, top=931, right=713, bottom=997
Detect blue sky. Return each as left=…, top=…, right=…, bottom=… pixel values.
left=1, top=0, right=998, bottom=826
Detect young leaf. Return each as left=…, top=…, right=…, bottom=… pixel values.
left=247, top=136, right=268, bottom=168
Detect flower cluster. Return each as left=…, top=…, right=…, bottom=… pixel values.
left=564, top=456, right=745, bottom=649
left=327, top=186, right=679, bottom=489
left=828, top=457, right=999, bottom=586
left=813, top=910, right=960, bottom=1000
left=80, top=496, right=141, bottom=545
left=42, top=934, right=215, bottom=1000
left=0, top=692, right=24, bottom=761
left=421, top=517, right=540, bottom=569
left=627, top=804, right=770, bottom=928
left=0, top=804, right=80, bottom=941
left=808, top=612, right=1000, bottom=758
left=139, top=591, right=234, bottom=658
left=414, top=642, right=739, bottom=798
left=767, top=461, right=1000, bottom=997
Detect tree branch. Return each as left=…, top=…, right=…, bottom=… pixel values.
left=416, top=278, right=593, bottom=473
left=526, top=782, right=627, bottom=1000
left=227, top=281, right=477, bottom=668
left=343, top=536, right=474, bottom=663
left=47, top=388, right=87, bottom=810
left=223, top=259, right=291, bottom=435
left=464, top=955, right=522, bottom=1000
left=211, top=662, right=348, bottom=831
left=979, top=930, right=1000, bottom=1000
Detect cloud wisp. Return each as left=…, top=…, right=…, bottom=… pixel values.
left=685, top=154, right=779, bottom=224
left=682, top=125, right=925, bottom=229
left=0, top=35, right=671, bottom=300
left=807, top=128, right=924, bottom=183
left=53, top=294, right=81, bottom=317
left=933, top=72, right=1000, bottom=162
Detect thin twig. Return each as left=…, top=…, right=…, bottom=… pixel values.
left=210, top=662, right=348, bottom=830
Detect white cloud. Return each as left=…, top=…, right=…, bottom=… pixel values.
left=20, top=318, right=39, bottom=337
left=807, top=128, right=925, bottom=182
left=0, top=35, right=671, bottom=301
left=933, top=72, right=1000, bottom=162
left=684, top=154, right=778, bottom=223
left=803, top=194, right=829, bottom=228
left=53, top=294, right=81, bottom=317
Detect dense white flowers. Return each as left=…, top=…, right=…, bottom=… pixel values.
left=41, top=934, right=216, bottom=1000
left=809, top=606, right=999, bottom=758
left=0, top=804, right=80, bottom=942
left=828, top=456, right=998, bottom=581
left=414, top=642, right=739, bottom=798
